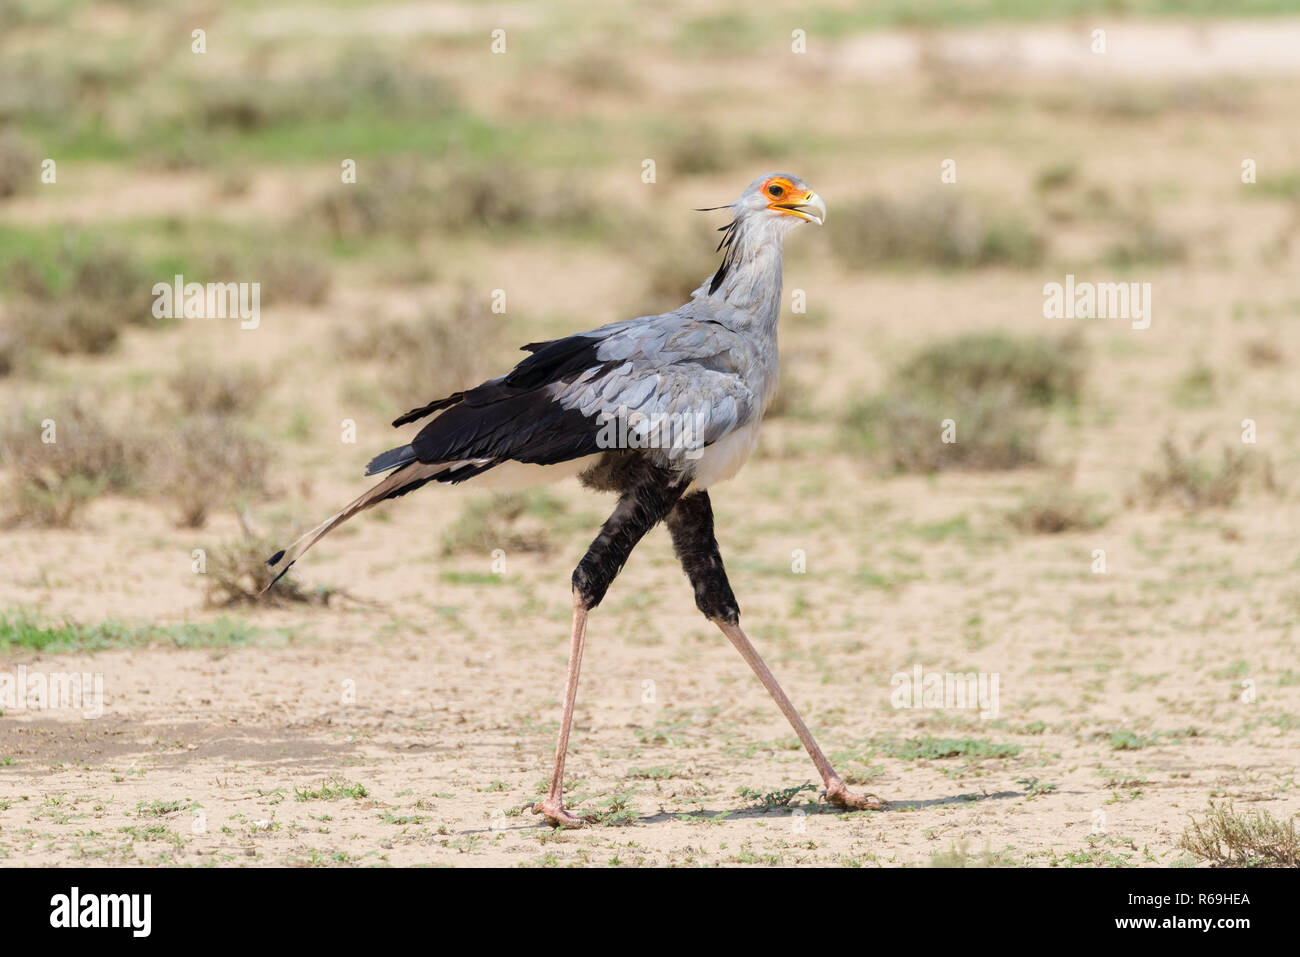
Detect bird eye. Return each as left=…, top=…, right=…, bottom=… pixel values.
left=768, top=184, right=784, bottom=197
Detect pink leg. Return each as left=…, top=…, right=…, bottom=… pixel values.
left=715, top=619, right=886, bottom=811
left=529, top=590, right=591, bottom=827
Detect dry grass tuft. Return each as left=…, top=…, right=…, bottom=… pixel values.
left=0, top=318, right=27, bottom=377
left=1178, top=803, right=1300, bottom=867
left=849, top=386, right=1044, bottom=473
left=201, top=532, right=333, bottom=607
left=1, top=390, right=274, bottom=528
left=1137, top=434, right=1275, bottom=511
left=1007, top=482, right=1108, bottom=534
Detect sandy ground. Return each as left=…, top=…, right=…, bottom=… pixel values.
left=3, top=496, right=1297, bottom=868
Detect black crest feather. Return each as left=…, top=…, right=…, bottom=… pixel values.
left=708, top=217, right=740, bottom=295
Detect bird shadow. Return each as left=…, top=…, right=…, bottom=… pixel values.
left=635, top=789, right=1022, bottom=824
left=473, top=789, right=1027, bottom=832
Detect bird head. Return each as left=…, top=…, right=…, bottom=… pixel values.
left=697, top=173, right=826, bottom=301
left=738, top=172, right=825, bottom=227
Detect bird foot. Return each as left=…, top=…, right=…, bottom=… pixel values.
left=823, top=780, right=888, bottom=811
left=528, top=799, right=589, bottom=829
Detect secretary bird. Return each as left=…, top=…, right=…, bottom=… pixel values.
left=265, top=173, right=885, bottom=826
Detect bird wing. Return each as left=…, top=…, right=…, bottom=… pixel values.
left=374, top=308, right=760, bottom=478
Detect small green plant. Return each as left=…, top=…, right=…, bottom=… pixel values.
left=136, top=799, right=195, bottom=817
left=1016, top=777, right=1058, bottom=799
left=1107, top=729, right=1158, bottom=750
left=626, top=766, right=686, bottom=780
left=587, top=792, right=639, bottom=827
left=294, top=778, right=370, bottom=802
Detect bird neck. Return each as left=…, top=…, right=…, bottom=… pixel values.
left=704, top=216, right=788, bottom=333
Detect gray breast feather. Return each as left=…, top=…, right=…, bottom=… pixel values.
left=553, top=312, right=762, bottom=463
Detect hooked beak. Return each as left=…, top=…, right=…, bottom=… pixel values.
left=772, top=190, right=826, bottom=226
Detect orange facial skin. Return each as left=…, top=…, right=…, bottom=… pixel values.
left=762, top=177, right=818, bottom=221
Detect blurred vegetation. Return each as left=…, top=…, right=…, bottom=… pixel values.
left=842, top=334, right=1086, bottom=473
left=167, top=361, right=273, bottom=418
left=832, top=192, right=1046, bottom=270
left=441, top=491, right=568, bottom=558
left=0, top=381, right=273, bottom=529
left=0, top=132, right=35, bottom=199
left=0, top=395, right=145, bottom=527
left=0, top=223, right=332, bottom=373
left=897, top=333, right=1086, bottom=407
left=154, top=415, right=270, bottom=529
left=1007, top=482, right=1109, bottom=534
left=336, top=285, right=506, bottom=409
left=805, top=0, right=1300, bottom=32
left=0, top=227, right=159, bottom=368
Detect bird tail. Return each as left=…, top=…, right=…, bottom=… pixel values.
left=365, top=443, right=416, bottom=476
left=262, top=460, right=449, bottom=594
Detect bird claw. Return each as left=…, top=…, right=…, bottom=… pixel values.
left=527, top=799, right=589, bottom=829
left=822, top=780, right=888, bottom=811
